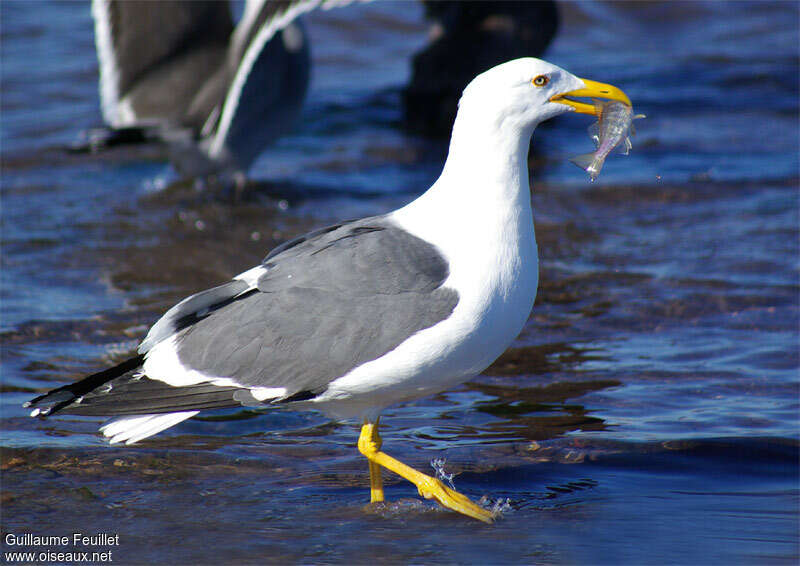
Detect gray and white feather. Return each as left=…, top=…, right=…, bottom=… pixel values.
left=91, top=0, right=340, bottom=177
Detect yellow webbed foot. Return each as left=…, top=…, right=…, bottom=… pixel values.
left=415, top=475, right=495, bottom=523
left=358, top=421, right=495, bottom=523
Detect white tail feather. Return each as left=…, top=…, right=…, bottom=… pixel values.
left=100, top=411, right=198, bottom=445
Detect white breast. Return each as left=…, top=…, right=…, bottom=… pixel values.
left=314, top=174, right=539, bottom=420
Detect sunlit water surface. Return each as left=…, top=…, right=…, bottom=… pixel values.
left=1, top=2, right=798, bottom=564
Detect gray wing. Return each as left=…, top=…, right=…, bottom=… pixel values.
left=173, top=216, right=458, bottom=398
left=31, top=215, right=457, bottom=418
left=206, top=0, right=321, bottom=169
left=137, top=220, right=358, bottom=355
left=138, top=279, right=252, bottom=354
left=93, top=0, right=233, bottom=129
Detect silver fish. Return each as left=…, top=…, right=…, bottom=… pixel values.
left=570, top=100, right=645, bottom=181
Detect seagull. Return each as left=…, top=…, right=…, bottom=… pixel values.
left=89, top=0, right=333, bottom=178
left=28, top=58, right=630, bottom=522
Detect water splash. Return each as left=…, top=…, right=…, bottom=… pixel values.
left=431, top=457, right=513, bottom=517
left=430, top=457, right=456, bottom=490
left=478, top=495, right=513, bottom=517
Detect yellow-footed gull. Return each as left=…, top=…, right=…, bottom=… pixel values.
left=27, top=58, right=631, bottom=523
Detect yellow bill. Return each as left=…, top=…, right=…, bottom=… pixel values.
left=550, top=78, right=631, bottom=115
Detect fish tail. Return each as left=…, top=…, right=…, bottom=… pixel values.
left=570, top=152, right=604, bottom=180
left=569, top=152, right=595, bottom=170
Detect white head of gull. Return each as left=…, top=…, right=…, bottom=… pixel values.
left=26, top=58, right=631, bottom=523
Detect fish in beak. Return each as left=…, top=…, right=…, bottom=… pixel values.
left=551, top=78, right=631, bottom=115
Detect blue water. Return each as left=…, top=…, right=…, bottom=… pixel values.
left=1, top=2, right=798, bottom=564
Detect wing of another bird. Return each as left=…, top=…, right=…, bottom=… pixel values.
left=208, top=0, right=351, bottom=169
left=92, top=0, right=233, bottom=128
left=92, top=0, right=357, bottom=172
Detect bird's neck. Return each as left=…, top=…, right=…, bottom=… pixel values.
left=442, top=108, right=534, bottom=200
left=391, top=103, right=540, bottom=327
left=397, top=104, right=536, bottom=228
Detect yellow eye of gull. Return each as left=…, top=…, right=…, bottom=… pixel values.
left=532, top=75, right=549, bottom=87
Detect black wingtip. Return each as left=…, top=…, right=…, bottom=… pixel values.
left=25, top=354, right=145, bottom=418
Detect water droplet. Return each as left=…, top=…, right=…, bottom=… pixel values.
left=431, top=457, right=456, bottom=490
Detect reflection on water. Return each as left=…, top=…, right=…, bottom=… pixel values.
left=1, top=1, right=798, bottom=564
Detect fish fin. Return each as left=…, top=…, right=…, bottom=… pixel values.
left=630, top=113, right=646, bottom=136
left=618, top=137, right=632, bottom=155
left=570, top=152, right=604, bottom=180
left=587, top=122, right=600, bottom=146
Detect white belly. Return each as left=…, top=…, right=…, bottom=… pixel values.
left=313, top=203, right=539, bottom=420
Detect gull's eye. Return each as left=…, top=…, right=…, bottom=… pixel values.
left=532, top=75, right=549, bottom=87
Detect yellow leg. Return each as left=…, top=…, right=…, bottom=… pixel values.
left=367, top=418, right=385, bottom=503
left=368, top=460, right=385, bottom=502
left=358, top=421, right=495, bottom=523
